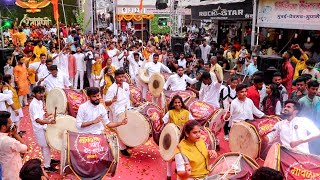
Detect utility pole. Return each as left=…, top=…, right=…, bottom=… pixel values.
left=250, top=0, right=257, bottom=48
left=0, top=10, right=4, bottom=49
left=169, top=0, right=182, bottom=46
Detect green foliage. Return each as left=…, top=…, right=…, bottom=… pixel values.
left=151, top=15, right=170, bottom=35
left=76, top=10, right=92, bottom=31
left=0, top=0, right=78, bottom=25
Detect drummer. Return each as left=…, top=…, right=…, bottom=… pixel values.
left=76, top=87, right=127, bottom=134
left=29, top=86, right=60, bottom=172
left=162, top=95, right=195, bottom=180
left=175, top=120, right=217, bottom=180
left=38, top=65, right=73, bottom=92
left=104, top=69, right=140, bottom=157
left=143, top=53, right=172, bottom=103
left=127, top=52, right=145, bottom=85
left=265, top=100, right=320, bottom=155
left=163, top=66, right=199, bottom=91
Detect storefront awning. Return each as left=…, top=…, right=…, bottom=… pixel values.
left=190, top=0, right=253, bottom=20
left=116, top=14, right=154, bottom=21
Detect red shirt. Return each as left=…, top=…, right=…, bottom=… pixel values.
left=247, top=85, right=260, bottom=109
left=281, top=60, right=294, bottom=96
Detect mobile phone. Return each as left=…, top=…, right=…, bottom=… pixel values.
left=10, top=123, right=16, bottom=131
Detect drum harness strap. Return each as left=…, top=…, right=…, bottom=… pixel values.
left=208, top=154, right=242, bottom=180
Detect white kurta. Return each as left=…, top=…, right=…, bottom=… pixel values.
left=29, top=98, right=47, bottom=147
left=144, top=61, right=172, bottom=78
left=41, top=72, right=72, bottom=92
left=76, top=101, right=110, bottom=134
left=268, top=117, right=320, bottom=154
left=199, top=81, right=222, bottom=108
left=229, top=98, right=265, bottom=126
left=164, top=74, right=198, bottom=91
left=105, top=82, right=131, bottom=121
left=29, top=62, right=47, bottom=74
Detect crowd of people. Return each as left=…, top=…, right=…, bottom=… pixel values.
left=0, top=23, right=320, bottom=180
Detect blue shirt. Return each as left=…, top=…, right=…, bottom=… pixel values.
left=298, top=95, right=320, bottom=127
left=244, top=62, right=258, bottom=76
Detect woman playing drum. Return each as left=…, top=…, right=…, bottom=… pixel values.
left=162, top=95, right=194, bottom=180
left=175, top=120, right=217, bottom=180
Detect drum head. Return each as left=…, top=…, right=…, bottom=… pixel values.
left=229, top=122, right=260, bottom=159
left=159, top=123, right=181, bottom=161
left=46, top=88, right=67, bottom=114
left=201, top=127, right=216, bottom=151
left=46, top=115, right=79, bottom=151
left=117, top=110, right=151, bottom=147
left=139, top=69, right=149, bottom=83
left=210, top=152, right=259, bottom=178
left=264, top=143, right=281, bottom=171
left=148, top=73, right=165, bottom=97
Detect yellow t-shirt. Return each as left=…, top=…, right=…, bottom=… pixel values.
left=175, top=139, right=210, bottom=179
left=168, top=109, right=191, bottom=127
left=3, top=85, right=21, bottom=110
left=12, top=32, right=27, bottom=47
left=33, top=46, right=48, bottom=62
left=291, top=53, right=309, bottom=80
left=92, top=61, right=102, bottom=76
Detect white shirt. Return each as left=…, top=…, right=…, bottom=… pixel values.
left=267, top=117, right=320, bottom=154
left=107, top=48, right=119, bottom=68
left=127, top=53, right=145, bottom=77
left=29, top=62, right=47, bottom=74
left=0, top=91, right=13, bottom=111
left=58, top=53, right=69, bottom=76
left=41, top=72, right=72, bottom=92
left=221, top=85, right=237, bottom=111
left=73, top=53, right=86, bottom=71
left=229, top=98, right=265, bottom=126
left=29, top=98, right=46, bottom=131
left=177, top=59, right=187, bottom=69
left=105, top=82, right=131, bottom=117
left=199, top=81, right=222, bottom=108
left=144, top=61, right=172, bottom=78
left=76, top=101, right=110, bottom=134
left=164, top=74, right=198, bottom=91
left=199, top=44, right=211, bottom=63
left=4, top=64, right=14, bottom=76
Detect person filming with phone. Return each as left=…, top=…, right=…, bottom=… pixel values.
left=0, top=111, right=28, bottom=180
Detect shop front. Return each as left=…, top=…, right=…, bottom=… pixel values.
left=190, top=0, right=253, bottom=46
left=256, top=0, right=320, bottom=54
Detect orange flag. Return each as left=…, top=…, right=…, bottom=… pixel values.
left=52, top=0, right=59, bottom=22
left=139, top=0, right=143, bottom=11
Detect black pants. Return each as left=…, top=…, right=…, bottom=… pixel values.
left=223, top=121, right=230, bottom=136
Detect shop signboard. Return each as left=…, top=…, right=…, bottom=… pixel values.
left=117, top=7, right=191, bottom=15
left=257, top=0, right=320, bottom=30
left=190, top=0, right=253, bottom=20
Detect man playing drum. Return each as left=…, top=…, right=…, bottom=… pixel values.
left=229, top=84, right=265, bottom=127
left=199, top=71, right=222, bottom=108
left=265, top=100, right=320, bottom=155
left=38, top=65, right=73, bottom=92
left=104, top=69, right=140, bottom=156
left=143, top=53, right=172, bottom=103
left=163, top=66, right=199, bottom=91
left=29, top=86, right=60, bottom=172
left=76, top=86, right=127, bottom=134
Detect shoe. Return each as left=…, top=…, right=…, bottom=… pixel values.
left=224, top=135, right=229, bottom=141
left=18, top=131, right=26, bottom=135
left=120, top=149, right=130, bottom=157
left=44, top=166, right=57, bottom=172
left=167, top=176, right=171, bottom=180
left=51, top=159, right=60, bottom=165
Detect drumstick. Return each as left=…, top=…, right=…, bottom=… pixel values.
left=43, top=73, right=51, bottom=79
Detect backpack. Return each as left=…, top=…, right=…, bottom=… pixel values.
left=219, top=86, right=237, bottom=109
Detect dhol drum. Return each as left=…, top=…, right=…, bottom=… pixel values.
left=208, top=152, right=259, bottom=180
left=129, top=85, right=142, bottom=103
left=229, top=116, right=280, bottom=159
left=117, top=109, right=151, bottom=147
left=46, top=88, right=88, bottom=117
left=208, top=109, right=229, bottom=135
left=185, top=98, right=219, bottom=126
left=148, top=73, right=165, bottom=97
left=264, top=143, right=320, bottom=180
left=139, top=69, right=149, bottom=83
left=135, top=102, right=164, bottom=145
left=65, top=131, right=119, bottom=179
left=163, top=90, right=196, bottom=112
left=45, top=114, right=79, bottom=151
left=159, top=123, right=216, bottom=161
